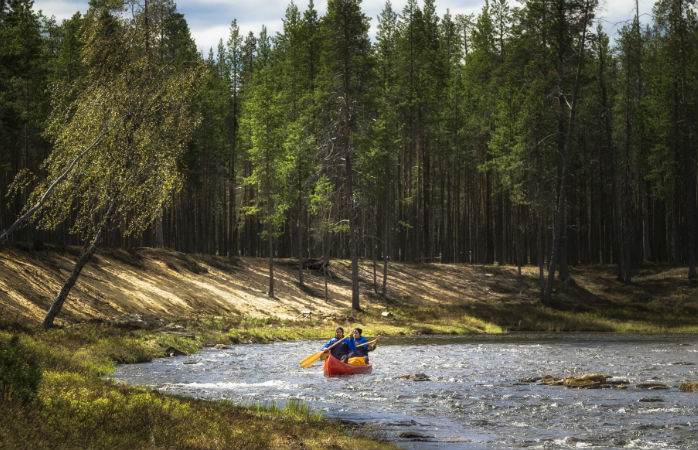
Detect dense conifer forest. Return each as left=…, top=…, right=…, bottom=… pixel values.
left=1, top=0, right=696, bottom=309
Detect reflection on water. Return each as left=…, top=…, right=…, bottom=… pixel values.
left=110, top=334, right=698, bottom=449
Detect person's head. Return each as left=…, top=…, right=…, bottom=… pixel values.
left=352, top=328, right=362, bottom=338
left=335, top=327, right=344, bottom=339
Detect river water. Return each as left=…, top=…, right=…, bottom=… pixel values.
left=110, top=334, right=697, bottom=449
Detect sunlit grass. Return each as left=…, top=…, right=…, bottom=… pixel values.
left=0, top=326, right=396, bottom=450
left=457, top=303, right=697, bottom=333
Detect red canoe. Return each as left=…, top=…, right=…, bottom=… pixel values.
left=323, top=354, right=373, bottom=376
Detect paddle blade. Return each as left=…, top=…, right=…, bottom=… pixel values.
left=300, top=351, right=323, bottom=368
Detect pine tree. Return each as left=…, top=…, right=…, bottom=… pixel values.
left=241, top=27, right=285, bottom=297
left=318, top=0, right=373, bottom=310
left=0, top=0, right=50, bottom=239
left=364, top=0, right=401, bottom=294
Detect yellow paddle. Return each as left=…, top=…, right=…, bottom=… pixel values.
left=300, top=337, right=347, bottom=368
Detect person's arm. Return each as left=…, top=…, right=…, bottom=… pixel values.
left=321, top=338, right=337, bottom=350
left=358, top=337, right=369, bottom=354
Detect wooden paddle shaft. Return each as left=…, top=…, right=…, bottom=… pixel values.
left=326, top=336, right=347, bottom=350
left=356, top=338, right=378, bottom=348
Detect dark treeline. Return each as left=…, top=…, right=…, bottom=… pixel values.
left=1, top=0, right=697, bottom=307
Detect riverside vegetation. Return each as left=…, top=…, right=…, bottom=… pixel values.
left=0, top=325, right=396, bottom=450
left=1, top=247, right=696, bottom=449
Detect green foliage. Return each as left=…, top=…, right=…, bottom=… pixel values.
left=1, top=0, right=697, bottom=297
left=0, top=334, right=42, bottom=404
left=13, top=0, right=205, bottom=242
left=0, top=324, right=394, bottom=450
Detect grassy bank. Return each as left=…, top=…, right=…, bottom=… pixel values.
left=1, top=247, right=696, bottom=449
left=0, top=326, right=395, bottom=450
left=1, top=291, right=694, bottom=449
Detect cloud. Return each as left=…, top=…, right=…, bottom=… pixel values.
left=34, top=0, right=650, bottom=54
left=34, top=0, right=88, bottom=20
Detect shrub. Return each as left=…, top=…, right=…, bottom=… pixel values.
left=0, top=335, right=42, bottom=404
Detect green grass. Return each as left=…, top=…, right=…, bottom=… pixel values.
left=1, top=263, right=695, bottom=450
left=456, top=302, right=697, bottom=333
left=0, top=327, right=395, bottom=450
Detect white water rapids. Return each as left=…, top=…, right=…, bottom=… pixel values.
left=110, top=334, right=697, bottom=449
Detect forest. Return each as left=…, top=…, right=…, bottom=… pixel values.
left=1, top=0, right=697, bottom=312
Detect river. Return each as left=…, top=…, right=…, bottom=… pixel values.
left=110, top=334, right=697, bottom=449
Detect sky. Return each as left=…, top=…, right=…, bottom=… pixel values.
left=33, top=0, right=656, bottom=55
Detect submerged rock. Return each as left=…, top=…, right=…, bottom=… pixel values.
left=563, top=373, right=607, bottom=389
left=398, top=431, right=434, bottom=440
left=606, top=377, right=630, bottom=385
left=165, top=346, right=187, bottom=357
left=637, top=382, right=669, bottom=390
left=639, top=397, right=664, bottom=402
left=522, top=373, right=632, bottom=389
left=540, top=374, right=563, bottom=385
left=679, top=382, right=698, bottom=393
left=563, top=378, right=601, bottom=389
left=400, top=373, right=431, bottom=381
left=519, top=376, right=542, bottom=383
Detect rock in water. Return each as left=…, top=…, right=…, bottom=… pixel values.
left=637, top=382, right=669, bottom=390
left=519, top=376, right=542, bottom=383
left=165, top=346, right=187, bottom=357
left=540, top=374, right=563, bottom=385
left=399, top=373, right=431, bottom=381
left=399, top=431, right=433, bottom=440
left=678, top=382, right=698, bottom=393
left=563, top=373, right=607, bottom=389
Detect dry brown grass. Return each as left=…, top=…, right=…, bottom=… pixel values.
left=1, top=245, right=695, bottom=333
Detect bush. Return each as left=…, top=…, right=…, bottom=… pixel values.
left=0, top=335, right=42, bottom=404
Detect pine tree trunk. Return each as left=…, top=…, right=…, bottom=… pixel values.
left=268, top=225, right=274, bottom=298
left=544, top=0, right=592, bottom=305
left=559, top=209, right=569, bottom=282
left=382, top=182, right=390, bottom=296
left=349, top=160, right=360, bottom=310
left=155, top=211, right=164, bottom=248
left=297, top=196, right=304, bottom=288
left=538, top=219, right=545, bottom=295
left=622, top=51, right=634, bottom=284
left=322, top=231, right=329, bottom=302
left=676, top=0, right=697, bottom=279
left=485, top=171, right=494, bottom=264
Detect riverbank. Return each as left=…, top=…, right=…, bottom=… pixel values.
left=1, top=245, right=695, bottom=449
left=0, top=325, right=396, bottom=450
left=1, top=245, right=696, bottom=333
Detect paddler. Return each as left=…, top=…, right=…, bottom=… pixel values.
left=345, top=328, right=378, bottom=364
left=321, top=327, right=349, bottom=360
